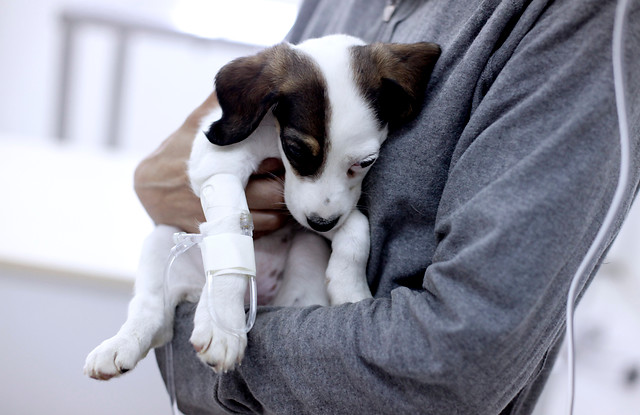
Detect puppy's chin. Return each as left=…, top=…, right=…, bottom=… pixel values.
left=283, top=170, right=361, bottom=234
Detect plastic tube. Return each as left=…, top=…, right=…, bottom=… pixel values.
left=565, top=0, right=632, bottom=413
left=163, top=226, right=258, bottom=414
left=163, top=232, right=201, bottom=415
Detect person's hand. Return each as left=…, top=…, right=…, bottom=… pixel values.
left=134, top=92, right=288, bottom=236
left=244, top=157, right=288, bottom=238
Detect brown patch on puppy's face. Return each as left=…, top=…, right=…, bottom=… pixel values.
left=203, top=35, right=441, bottom=234
left=350, top=42, right=441, bottom=128
left=207, top=43, right=329, bottom=178
left=207, top=37, right=440, bottom=182
left=272, top=59, right=329, bottom=178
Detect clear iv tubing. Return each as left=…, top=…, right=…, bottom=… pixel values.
left=203, top=210, right=258, bottom=336
left=565, top=0, right=631, bottom=413
left=163, top=233, right=200, bottom=415
left=206, top=271, right=258, bottom=336
left=162, top=220, right=258, bottom=415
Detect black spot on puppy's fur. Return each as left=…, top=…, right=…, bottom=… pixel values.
left=206, top=43, right=329, bottom=178
left=350, top=42, right=441, bottom=128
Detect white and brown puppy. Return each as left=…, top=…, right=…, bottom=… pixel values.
left=84, top=34, right=440, bottom=378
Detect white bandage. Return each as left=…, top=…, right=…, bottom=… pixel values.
left=201, top=233, right=256, bottom=277
left=200, top=174, right=248, bottom=220
left=199, top=173, right=255, bottom=277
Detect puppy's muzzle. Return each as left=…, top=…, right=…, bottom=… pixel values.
left=307, top=214, right=341, bottom=232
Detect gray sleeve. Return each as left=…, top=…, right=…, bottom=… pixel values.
left=284, top=0, right=321, bottom=44
left=158, top=1, right=640, bottom=414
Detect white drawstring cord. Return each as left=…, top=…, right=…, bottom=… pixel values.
left=565, top=0, right=632, bottom=413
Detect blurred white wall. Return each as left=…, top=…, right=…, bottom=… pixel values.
left=0, top=0, right=298, bottom=156
left=533, top=201, right=640, bottom=415
left=0, top=266, right=173, bottom=415
left=1, top=0, right=171, bottom=149
left=0, top=1, right=299, bottom=414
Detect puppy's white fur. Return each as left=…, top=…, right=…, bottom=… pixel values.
left=85, top=34, right=440, bottom=378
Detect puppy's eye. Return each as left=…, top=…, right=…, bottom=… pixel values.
left=347, top=154, right=378, bottom=177
left=281, top=134, right=322, bottom=177
left=282, top=138, right=307, bottom=161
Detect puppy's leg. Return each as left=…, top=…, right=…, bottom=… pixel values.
left=190, top=229, right=331, bottom=371
left=271, top=230, right=330, bottom=307
left=187, top=124, right=280, bottom=371
left=84, top=225, right=202, bottom=380
left=190, top=271, right=249, bottom=372
left=325, top=210, right=373, bottom=305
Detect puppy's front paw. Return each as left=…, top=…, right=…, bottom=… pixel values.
left=327, top=280, right=373, bottom=305
left=190, top=303, right=247, bottom=373
left=84, top=335, right=143, bottom=380
left=326, top=263, right=372, bottom=305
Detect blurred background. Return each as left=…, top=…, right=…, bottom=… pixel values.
left=0, top=0, right=637, bottom=414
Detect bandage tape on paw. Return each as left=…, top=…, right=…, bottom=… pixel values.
left=201, top=233, right=256, bottom=278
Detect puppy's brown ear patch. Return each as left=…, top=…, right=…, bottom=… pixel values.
left=206, top=43, right=294, bottom=146
left=351, top=42, right=441, bottom=127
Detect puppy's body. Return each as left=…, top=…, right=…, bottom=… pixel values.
left=85, top=35, right=440, bottom=379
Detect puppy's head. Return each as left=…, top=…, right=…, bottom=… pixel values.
left=206, top=35, right=440, bottom=233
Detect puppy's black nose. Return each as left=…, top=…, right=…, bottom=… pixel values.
left=307, top=215, right=340, bottom=232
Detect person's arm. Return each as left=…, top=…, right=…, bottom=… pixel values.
left=134, top=92, right=287, bottom=237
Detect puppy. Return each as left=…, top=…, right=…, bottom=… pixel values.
left=84, top=34, right=440, bottom=378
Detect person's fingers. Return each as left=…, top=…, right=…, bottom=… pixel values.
left=246, top=158, right=286, bottom=212
left=245, top=176, right=285, bottom=211
left=251, top=211, right=289, bottom=239
left=246, top=158, right=287, bottom=237
left=254, top=158, right=285, bottom=176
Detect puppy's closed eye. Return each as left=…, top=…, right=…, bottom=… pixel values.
left=282, top=136, right=313, bottom=159
left=281, top=129, right=323, bottom=177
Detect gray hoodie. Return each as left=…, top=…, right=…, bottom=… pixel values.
left=156, top=0, right=640, bottom=413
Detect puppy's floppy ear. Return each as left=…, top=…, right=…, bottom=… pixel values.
left=351, top=42, right=441, bottom=127
left=205, top=43, right=291, bottom=146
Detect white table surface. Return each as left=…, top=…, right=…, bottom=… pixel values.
left=0, top=137, right=154, bottom=283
